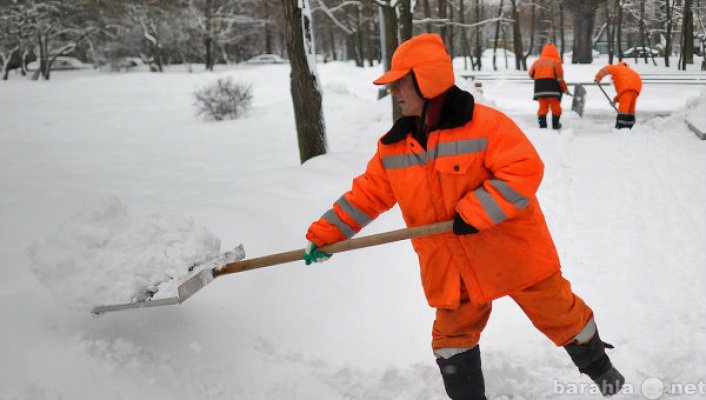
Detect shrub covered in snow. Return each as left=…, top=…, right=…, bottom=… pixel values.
left=193, top=77, right=252, bottom=121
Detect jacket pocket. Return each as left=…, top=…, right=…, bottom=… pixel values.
left=434, top=154, right=475, bottom=175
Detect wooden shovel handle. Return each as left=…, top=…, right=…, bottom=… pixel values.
left=213, top=220, right=454, bottom=277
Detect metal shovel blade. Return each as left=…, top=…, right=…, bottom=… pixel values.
left=571, top=84, right=587, bottom=117
left=90, top=220, right=454, bottom=316
left=91, top=245, right=246, bottom=316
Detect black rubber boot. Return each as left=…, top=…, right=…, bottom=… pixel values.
left=538, top=114, right=548, bottom=128
left=615, top=113, right=634, bottom=129
left=552, top=115, right=562, bottom=130
left=564, top=331, right=625, bottom=396
left=436, top=346, right=487, bottom=400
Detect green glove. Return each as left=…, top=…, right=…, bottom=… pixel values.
left=303, top=241, right=332, bottom=265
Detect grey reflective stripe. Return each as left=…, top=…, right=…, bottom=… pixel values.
left=322, top=209, right=356, bottom=239
left=489, top=179, right=530, bottom=210
left=335, top=195, right=373, bottom=228
left=429, top=138, right=487, bottom=161
left=433, top=346, right=475, bottom=359
left=474, top=186, right=508, bottom=224
left=572, top=318, right=597, bottom=344
left=617, top=113, right=635, bottom=127
left=597, top=68, right=610, bottom=79
left=535, top=90, right=562, bottom=97
left=382, top=152, right=426, bottom=169
left=382, top=138, right=486, bottom=170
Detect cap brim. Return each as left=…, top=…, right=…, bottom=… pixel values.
left=373, top=68, right=410, bottom=85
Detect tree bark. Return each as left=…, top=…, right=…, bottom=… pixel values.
left=379, top=2, right=401, bottom=121
left=204, top=0, right=214, bottom=71
left=492, top=0, right=504, bottom=71
left=398, top=0, right=413, bottom=42
left=510, top=0, right=523, bottom=70
left=281, top=0, right=327, bottom=164
left=679, top=0, right=693, bottom=70
left=562, top=0, right=606, bottom=64
left=664, top=0, right=672, bottom=67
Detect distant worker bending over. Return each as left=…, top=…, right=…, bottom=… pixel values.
left=595, top=61, right=642, bottom=129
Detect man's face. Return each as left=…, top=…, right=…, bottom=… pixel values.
left=388, top=73, right=425, bottom=117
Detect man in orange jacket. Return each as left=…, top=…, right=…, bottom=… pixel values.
left=529, top=43, right=569, bottom=129
left=304, top=34, right=624, bottom=399
left=595, top=61, right=642, bottom=129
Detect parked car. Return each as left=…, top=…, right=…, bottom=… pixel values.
left=623, top=46, right=661, bottom=57
left=27, top=56, right=92, bottom=71
left=243, top=54, right=287, bottom=64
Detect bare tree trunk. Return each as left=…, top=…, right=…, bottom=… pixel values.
left=523, top=0, right=535, bottom=65
left=460, top=0, right=471, bottom=70
left=560, top=2, right=566, bottom=57
left=398, top=0, right=413, bottom=41
left=448, top=3, right=455, bottom=59
left=379, top=1, right=401, bottom=121
left=265, top=0, right=273, bottom=54
left=638, top=0, right=654, bottom=65
left=664, top=0, right=673, bottom=67
left=617, top=0, right=623, bottom=59
left=475, top=0, right=483, bottom=70
left=422, top=0, right=433, bottom=33
left=204, top=0, right=214, bottom=71
left=606, top=0, right=615, bottom=64
left=438, top=0, right=447, bottom=45
left=492, top=0, right=504, bottom=71
left=281, top=0, right=327, bottom=164
left=363, top=0, right=374, bottom=66
left=510, top=0, right=524, bottom=70
left=563, top=0, right=606, bottom=64
left=679, top=0, right=693, bottom=70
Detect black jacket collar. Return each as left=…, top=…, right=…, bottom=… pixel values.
left=381, top=86, right=475, bottom=145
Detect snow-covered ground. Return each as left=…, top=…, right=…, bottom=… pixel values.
left=1, top=51, right=705, bottom=399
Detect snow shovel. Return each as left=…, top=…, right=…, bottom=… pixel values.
left=570, top=84, right=586, bottom=117
left=596, top=81, right=618, bottom=111
left=91, top=220, right=454, bottom=316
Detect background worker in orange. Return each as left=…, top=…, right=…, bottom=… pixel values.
left=595, top=61, right=642, bottom=129
left=529, top=43, right=569, bottom=129
left=303, top=33, right=625, bottom=399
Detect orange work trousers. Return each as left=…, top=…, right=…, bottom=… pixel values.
left=615, top=90, right=638, bottom=114
left=432, top=271, right=594, bottom=350
left=537, top=97, right=562, bottom=116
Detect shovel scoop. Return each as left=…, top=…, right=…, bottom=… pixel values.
left=91, top=220, right=453, bottom=316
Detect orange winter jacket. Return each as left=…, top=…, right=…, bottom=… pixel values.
left=529, top=44, right=568, bottom=99
left=307, top=87, right=561, bottom=309
left=595, top=62, right=642, bottom=96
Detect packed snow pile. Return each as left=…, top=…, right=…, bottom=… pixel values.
left=25, top=196, right=221, bottom=313
left=683, top=88, right=706, bottom=131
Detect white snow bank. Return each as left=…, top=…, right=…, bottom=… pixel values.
left=25, top=196, right=221, bottom=312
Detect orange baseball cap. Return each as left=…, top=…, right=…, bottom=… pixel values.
left=373, top=33, right=455, bottom=99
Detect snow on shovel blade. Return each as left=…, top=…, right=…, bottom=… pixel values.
left=91, top=220, right=455, bottom=316
left=91, top=244, right=246, bottom=316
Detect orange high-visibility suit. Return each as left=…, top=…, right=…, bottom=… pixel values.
left=529, top=44, right=568, bottom=129
left=306, top=34, right=594, bottom=352
left=595, top=61, right=642, bottom=129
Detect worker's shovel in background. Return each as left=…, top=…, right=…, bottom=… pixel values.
left=570, top=84, right=586, bottom=117
left=92, top=220, right=454, bottom=316
left=595, top=81, right=618, bottom=111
